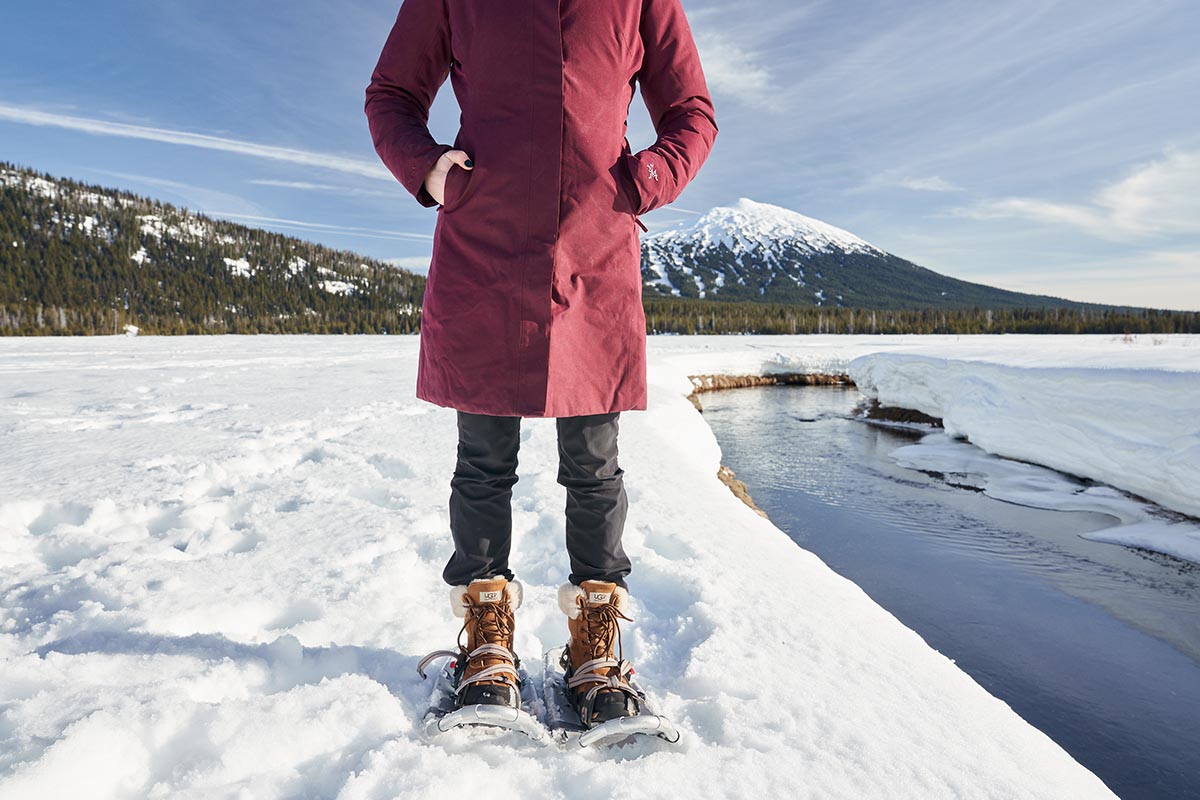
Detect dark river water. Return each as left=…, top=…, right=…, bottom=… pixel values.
left=699, top=385, right=1200, bottom=800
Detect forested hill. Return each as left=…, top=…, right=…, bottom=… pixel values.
left=0, top=162, right=425, bottom=334
left=2, top=162, right=1196, bottom=336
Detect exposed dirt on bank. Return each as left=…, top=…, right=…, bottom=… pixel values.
left=686, top=372, right=855, bottom=412
left=856, top=399, right=944, bottom=427
left=686, top=372, right=944, bottom=518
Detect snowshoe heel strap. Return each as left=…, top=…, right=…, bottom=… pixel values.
left=417, top=649, right=461, bottom=679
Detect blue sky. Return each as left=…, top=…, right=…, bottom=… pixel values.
left=3, top=0, right=1198, bottom=310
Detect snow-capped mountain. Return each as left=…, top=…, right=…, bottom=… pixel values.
left=640, top=198, right=1084, bottom=309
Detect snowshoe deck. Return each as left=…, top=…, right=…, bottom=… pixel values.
left=420, top=654, right=550, bottom=746
left=540, top=647, right=680, bottom=748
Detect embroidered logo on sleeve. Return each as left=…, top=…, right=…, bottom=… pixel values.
left=646, top=163, right=659, bottom=181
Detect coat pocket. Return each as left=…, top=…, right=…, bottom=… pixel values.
left=617, top=139, right=649, bottom=232
left=441, top=163, right=473, bottom=213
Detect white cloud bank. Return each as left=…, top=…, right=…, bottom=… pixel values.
left=955, top=149, right=1200, bottom=241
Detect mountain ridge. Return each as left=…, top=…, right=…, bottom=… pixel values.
left=1, top=161, right=1183, bottom=336
left=641, top=197, right=1106, bottom=311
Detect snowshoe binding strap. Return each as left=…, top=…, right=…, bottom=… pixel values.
left=455, top=643, right=521, bottom=696
left=566, top=596, right=643, bottom=724
left=419, top=588, right=522, bottom=701
left=567, top=655, right=642, bottom=723
left=417, top=649, right=461, bottom=680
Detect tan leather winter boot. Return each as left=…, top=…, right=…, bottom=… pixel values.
left=557, top=579, right=641, bottom=726
left=448, top=576, right=523, bottom=707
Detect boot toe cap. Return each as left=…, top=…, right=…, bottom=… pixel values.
left=588, top=689, right=638, bottom=723
left=461, top=683, right=519, bottom=708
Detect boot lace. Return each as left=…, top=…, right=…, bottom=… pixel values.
left=416, top=595, right=520, bottom=696
left=579, top=599, right=633, bottom=662
left=566, top=598, right=640, bottom=714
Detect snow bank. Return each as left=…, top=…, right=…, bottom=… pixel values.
left=652, top=333, right=1200, bottom=563
left=888, top=432, right=1200, bottom=564
left=0, top=336, right=1116, bottom=798
left=848, top=351, right=1200, bottom=520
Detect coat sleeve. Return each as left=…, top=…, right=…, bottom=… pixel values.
left=364, top=0, right=456, bottom=208
left=621, top=0, right=719, bottom=216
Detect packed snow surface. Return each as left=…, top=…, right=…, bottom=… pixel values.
left=0, top=335, right=1138, bottom=798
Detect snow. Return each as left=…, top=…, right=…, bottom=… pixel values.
left=139, top=214, right=208, bottom=241
left=886, top=432, right=1200, bottom=564
left=652, top=332, right=1200, bottom=563
left=640, top=198, right=888, bottom=300
left=0, top=335, right=1117, bottom=798
left=130, top=247, right=149, bottom=267
left=287, top=256, right=309, bottom=277
left=657, top=198, right=886, bottom=257
left=847, top=344, right=1200, bottom=522
left=319, top=280, right=357, bottom=296
left=18, top=175, right=60, bottom=200
left=223, top=257, right=255, bottom=278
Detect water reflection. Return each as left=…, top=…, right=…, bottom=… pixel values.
left=701, top=384, right=1200, bottom=800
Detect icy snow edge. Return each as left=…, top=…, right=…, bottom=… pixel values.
left=848, top=353, right=1200, bottom=520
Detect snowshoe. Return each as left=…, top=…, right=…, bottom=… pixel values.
left=417, top=648, right=548, bottom=744
left=540, top=645, right=679, bottom=747
left=416, top=577, right=549, bottom=745
left=546, top=580, right=680, bottom=747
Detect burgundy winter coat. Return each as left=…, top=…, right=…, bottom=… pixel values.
left=366, top=0, right=718, bottom=417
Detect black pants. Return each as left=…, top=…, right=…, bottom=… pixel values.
left=443, top=410, right=631, bottom=589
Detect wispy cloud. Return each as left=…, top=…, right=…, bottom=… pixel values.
left=953, top=149, right=1200, bottom=240
left=900, top=176, right=962, bottom=192
left=85, top=168, right=263, bottom=216
left=693, top=30, right=776, bottom=111
left=209, top=212, right=433, bottom=243
left=0, top=102, right=390, bottom=181
left=249, top=179, right=395, bottom=198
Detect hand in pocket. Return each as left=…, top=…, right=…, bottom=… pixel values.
left=424, top=150, right=474, bottom=206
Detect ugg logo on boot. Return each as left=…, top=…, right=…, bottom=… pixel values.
left=588, top=591, right=612, bottom=604
left=479, top=591, right=503, bottom=602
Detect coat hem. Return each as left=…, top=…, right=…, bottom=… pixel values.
left=415, top=388, right=647, bottom=418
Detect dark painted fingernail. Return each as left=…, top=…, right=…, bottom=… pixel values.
left=465, top=159, right=474, bottom=168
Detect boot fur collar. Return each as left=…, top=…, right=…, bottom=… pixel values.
left=449, top=578, right=523, bottom=618
left=557, top=582, right=630, bottom=620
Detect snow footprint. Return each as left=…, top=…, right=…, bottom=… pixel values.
left=366, top=453, right=415, bottom=481
left=637, top=521, right=698, bottom=561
